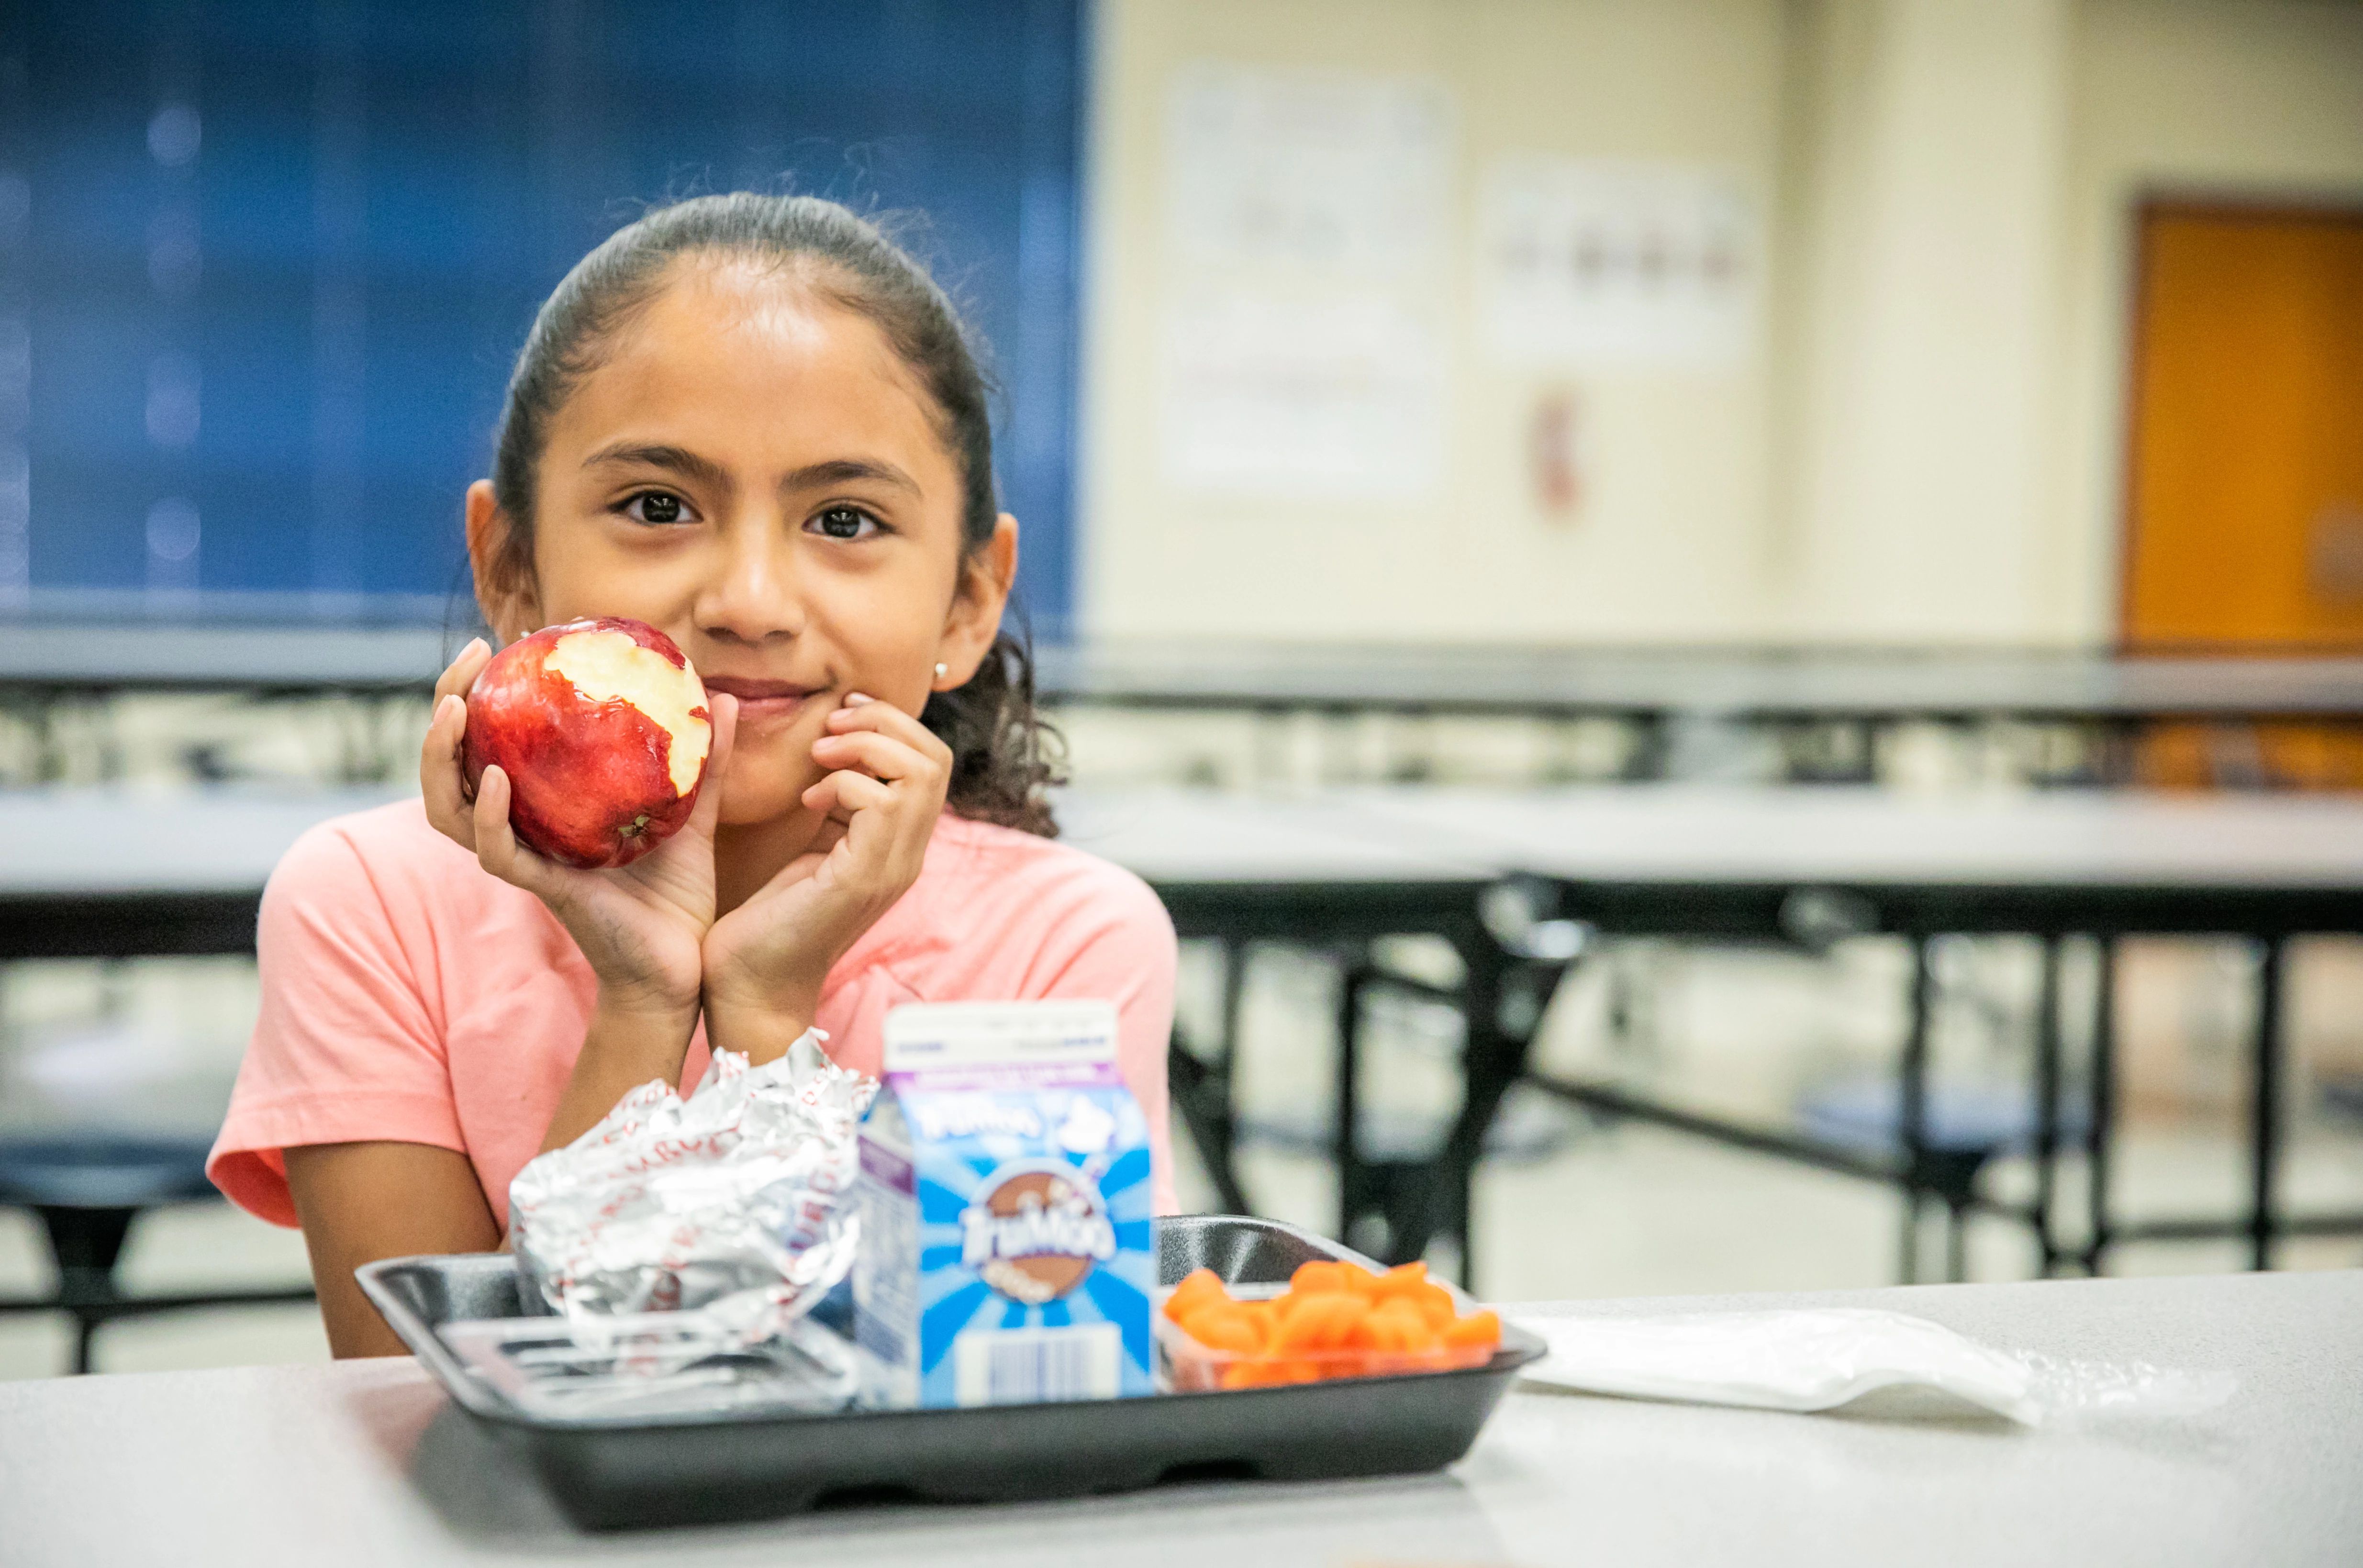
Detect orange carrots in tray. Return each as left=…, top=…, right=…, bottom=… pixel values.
left=1159, top=1259, right=1503, bottom=1390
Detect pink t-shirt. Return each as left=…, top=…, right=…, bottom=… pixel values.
left=209, top=799, right=1179, bottom=1230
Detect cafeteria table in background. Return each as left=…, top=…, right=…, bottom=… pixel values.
left=0, top=787, right=405, bottom=960
left=1057, top=791, right=1538, bottom=1277
left=10, top=623, right=2363, bottom=786
left=11, top=783, right=2363, bottom=1294
left=13, top=621, right=2361, bottom=722
left=0, top=788, right=404, bottom=1359
left=1, top=1265, right=2350, bottom=1568
left=1340, top=785, right=2363, bottom=1280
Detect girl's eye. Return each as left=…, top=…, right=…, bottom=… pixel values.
left=810, top=505, right=880, bottom=541
left=624, top=491, right=689, bottom=525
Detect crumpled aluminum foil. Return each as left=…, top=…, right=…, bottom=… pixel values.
left=509, top=1030, right=878, bottom=1363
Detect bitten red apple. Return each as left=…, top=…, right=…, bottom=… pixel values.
left=462, top=618, right=713, bottom=869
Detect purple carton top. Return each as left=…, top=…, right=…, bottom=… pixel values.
left=859, top=1137, right=915, bottom=1195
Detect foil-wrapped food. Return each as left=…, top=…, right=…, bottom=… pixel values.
left=509, top=1030, right=878, bottom=1358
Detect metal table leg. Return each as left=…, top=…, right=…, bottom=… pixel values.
left=1898, top=937, right=1933, bottom=1285
left=1168, top=938, right=1253, bottom=1219
left=2031, top=935, right=2062, bottom=1276
left=2251, top=937, right=2286, bottom=1272
left=1334, top=956, right=1366, bottom=1247
left=1167, top=1034, right=1250, bottom=1218
left=1399, top=932, right=1523, bottom=1290
left=2083, top=937, right=2118, bottom=1274
left=1220, top=938, right=1248, bottom=1089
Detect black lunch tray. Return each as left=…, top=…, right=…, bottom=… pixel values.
left=357, top=1214, right=1543, bottom=1531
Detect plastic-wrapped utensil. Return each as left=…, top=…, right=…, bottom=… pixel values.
left=1513, top=1308, right=2234, bottom=1426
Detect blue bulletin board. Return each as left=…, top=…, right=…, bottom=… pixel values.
left=0, top=0, right=1085, bottom=637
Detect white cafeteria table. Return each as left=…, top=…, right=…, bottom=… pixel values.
left=12, top=620, right=2363, bottom=720
left=0, top=1266, right=2353, bottom=1568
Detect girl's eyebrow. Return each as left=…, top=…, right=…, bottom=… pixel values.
left=582, top=441, right=732, bottom=492
left=781, top=458, right=921, bottom=496
left=581, top=445, right=919, bottom=498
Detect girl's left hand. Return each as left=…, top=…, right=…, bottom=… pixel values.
left=699, top=695, right=953, bottom=1057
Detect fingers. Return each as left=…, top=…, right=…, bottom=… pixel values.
left=802, top=695, right=951, bottom=866
left=468, top=765, right=552, bottom=895
left=419, top=692, right=478, bottom=852
left=825, top=692, right=954, bottom=767
left=433, top=637, right=492, bottom=707
left=800, top=768, right=894, bottom=823
left=424, top=638, right=493, bottom=852
left=808, top=725, right=946, bottom=787
left=684, top=691, right=739, bottom=839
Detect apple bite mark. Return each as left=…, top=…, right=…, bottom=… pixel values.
left=544, top=627, right=713, bottom=797
left=462, top=616, right=714, bottom=868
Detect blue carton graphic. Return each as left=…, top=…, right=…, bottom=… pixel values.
left=854, top=1001, right=1155, bottom=1408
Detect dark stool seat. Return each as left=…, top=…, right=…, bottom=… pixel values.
left=1798, top=1078, right=2090, bottom=1163
left=1797, top=1079, right=2090, bottom=1283
left=0, top=1133, right=224, bottom=1374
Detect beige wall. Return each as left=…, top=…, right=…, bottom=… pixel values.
left=1081, top=0, right=1789, bottom=645
left=1779, top=0, right=2070, bottom=645
left=1077, top=0, right=2363, bottom=648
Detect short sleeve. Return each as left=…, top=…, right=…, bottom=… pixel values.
left=207, top=821, right=464, bottom=1226
left=1029, top=862, right=1182, bottom=1216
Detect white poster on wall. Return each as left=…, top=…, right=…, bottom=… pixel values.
left=1479, top=158, right=1758, bottom=370
left=1159, top=64, right=1454, bottom=500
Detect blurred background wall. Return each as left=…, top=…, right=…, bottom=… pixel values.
left=7, top=0, right=2359, bottom=652
left=0, top=0, right=1090, bottom=635
left=1080, top=0, right=2363, bottom=647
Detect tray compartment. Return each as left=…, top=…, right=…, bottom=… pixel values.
left=359, top=1215, right=1540, bottom=1530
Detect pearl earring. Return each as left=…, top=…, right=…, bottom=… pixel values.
left=934, top=662, right=948, bottom=678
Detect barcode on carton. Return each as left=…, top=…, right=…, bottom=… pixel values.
left=954, top=1323, right=1120, bottom=1407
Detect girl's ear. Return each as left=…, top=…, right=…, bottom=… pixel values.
left=465, top=479, right=542, bottom=642
left=935, top=514, right=1019, bottom=689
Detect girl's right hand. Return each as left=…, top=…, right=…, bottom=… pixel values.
left=419, top=638, right=741, bottom=1024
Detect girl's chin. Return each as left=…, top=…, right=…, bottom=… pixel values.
left=712, top=783, right=814, bottom=829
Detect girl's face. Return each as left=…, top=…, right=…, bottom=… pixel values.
left=467, top=256, right=1014, bottom=827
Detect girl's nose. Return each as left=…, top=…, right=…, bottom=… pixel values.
left=694, top=523, right=805, bottom=647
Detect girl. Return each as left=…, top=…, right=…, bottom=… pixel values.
left=207, top=194, right=1179, bottom=1357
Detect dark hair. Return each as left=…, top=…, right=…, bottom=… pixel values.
left=487, top=192, right=1062, bottom=836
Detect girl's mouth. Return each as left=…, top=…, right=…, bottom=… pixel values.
left=702, top=677, right=821, bottom=724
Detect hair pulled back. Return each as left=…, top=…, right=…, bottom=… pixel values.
left=488, top=192, right=1062, bottom=836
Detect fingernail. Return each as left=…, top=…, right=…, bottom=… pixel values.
left=844, top=692, right=874, bottom=707
left=465, top=637, right=488, bottom=657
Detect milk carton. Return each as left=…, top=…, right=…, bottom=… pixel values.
left=853, top=1000, right=1155, bottom=1408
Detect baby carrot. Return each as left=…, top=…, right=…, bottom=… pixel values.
left=1287, top=1260, right=1371, bottom=1297
left=1368, top=1261, right=1432, bottom=1303
left=1271, top=1290, right=1368, bottom=1353
left=1441, top=1309, right=1502, bottom=1350
left=1409, top=1281, right=1461, bottom=1330
left=1178, top=1302, right=1266, bottom=1356
left=1165, top=1267, right=1227, bottom=1322
left=1365, top=1298, right=1440, bottom=1353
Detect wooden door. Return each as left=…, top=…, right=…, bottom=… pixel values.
left=2121, top=203, right=2363, bottom=788
left=2123, top=203, right=2363, bottom=646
